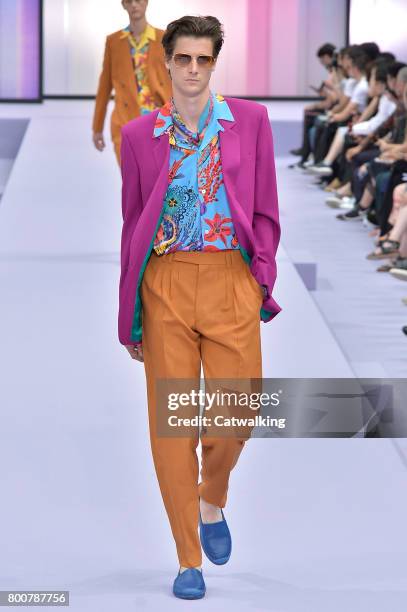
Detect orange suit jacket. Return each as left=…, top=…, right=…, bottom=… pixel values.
left=92, top=27, right=172, bottom=162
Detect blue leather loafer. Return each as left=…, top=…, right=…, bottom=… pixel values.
left=173, top=568, right=206, bottom=599
left=199, top=508, right=232, bottom=565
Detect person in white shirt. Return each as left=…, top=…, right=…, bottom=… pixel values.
left=327, top=48, right=369, bottom=122
left=311, top=62, right=397, bottom=175
left=343, top=77, right=356, bottom=97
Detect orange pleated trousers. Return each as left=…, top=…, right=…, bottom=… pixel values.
left=140, top=249, right=263, bottom=567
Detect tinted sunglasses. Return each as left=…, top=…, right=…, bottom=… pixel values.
left=172, top=53, right=215, bottom=68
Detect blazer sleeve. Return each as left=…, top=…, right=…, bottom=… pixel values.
left=92, top=36, right=113, bottom=133
left=118, top=129, right=143, bottom=346
left=252, top=105, right=281, bottom=318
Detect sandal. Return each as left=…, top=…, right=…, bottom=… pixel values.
left=366, top=239, right=400, bottom=260
left=375, top=232, right=390, bottom=246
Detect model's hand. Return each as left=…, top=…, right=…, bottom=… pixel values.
left=125, top=343, right=144, bottom=362
left=93, top=131, right=105, bottom=152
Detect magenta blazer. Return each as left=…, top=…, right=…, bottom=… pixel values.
left=119, top=97, right=281, bottom=346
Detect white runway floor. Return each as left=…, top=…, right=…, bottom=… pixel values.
left=0, top=101, right=406, bottom=610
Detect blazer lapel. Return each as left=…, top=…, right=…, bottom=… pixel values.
left=219, top=116, right=257, bottom=257
left=148, top=134, right=170, bottom=209
left=117, top=35, right=138, bottom=90
left=219, top=120, right=241, bottom=205
left=153, top=133, right=170, bottom=174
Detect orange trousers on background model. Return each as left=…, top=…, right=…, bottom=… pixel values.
left=140, top=249, right=263, bottom=567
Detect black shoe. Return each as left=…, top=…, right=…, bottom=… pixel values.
left=288, top=161, right=306, bottom=170
left=336, top=205, right=364, bottom=221
left=402, top=326, right=407, bottom=336
left=290, top=147, right=304, bottom=156
left=367, top=209, right=378, bottom=225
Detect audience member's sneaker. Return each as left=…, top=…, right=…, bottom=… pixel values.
left=290, top=147, right=304, bottom=156
left=402, top=325, right=407, bottom=335
left=301, top=156, right=315, bottom=171
left=288, top=161, right=306, bottom=170
left=367, top=209, right=378, bottom=225
left=338, top=196, right=356, bottom=210
left=173, top=568, right=206, bottom=600
left=336, top=205, right=365, bottom=221
left=325, top=194, right=344, bottom=208
left=309, top=162, right=333, bottom=176
left=389, top=264, right=407, bottom=281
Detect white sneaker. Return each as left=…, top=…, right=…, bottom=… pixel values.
left=338, top=196, right=356, bottom=210
left=302, top=156, right=315, bottom=171
left=309, top=163, right=333, bottom=176
left=325, top=194, right=343, bottom=208
left=389, top=268, right=407, bottom=281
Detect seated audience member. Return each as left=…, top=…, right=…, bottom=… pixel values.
left=293, top=43, right=407, bottom=334
left=366, top=188, right=407, bottom=265
left=325, top=65, right=407, bottom=210
left=360, top=42, right=380, bottom=63
left=336, top=67, right=407, bottom=224
left=291, top=47, right=360, bottom=167
left=323, top=49, right=354, bottom=113
left=310, top=61, right=397, bottom=177
left=308, top=46, right=370, bottom=168
left=386, top=61, right=407, bottom=96
left=289, top=43, right=337, bottom=159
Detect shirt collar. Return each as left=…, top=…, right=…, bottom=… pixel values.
left=120, top=23, right=156, bottom=48
left=153, top=92, right=234, bottom=147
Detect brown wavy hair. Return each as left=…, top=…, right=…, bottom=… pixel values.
left=162, top=15, right=224, bottom=59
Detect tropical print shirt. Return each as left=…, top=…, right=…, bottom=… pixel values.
left=152, top=92, right=240, bottom=255
left=120, top=23, right=157, bottom=115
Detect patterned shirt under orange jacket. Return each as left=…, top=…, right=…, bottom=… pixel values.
left=152, top=92, right=240, bottom=254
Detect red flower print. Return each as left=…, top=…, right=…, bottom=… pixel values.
left=204, top=213, right=232, bottom=246
left=168, top=150, right=194, bottom=183
left=155, top=118, right=165, bottom=128
left=202, top=245, right=222, bottom=251
left=160, top=102, right=172, bottom=116
left=198, top=140, right=223, bottom=205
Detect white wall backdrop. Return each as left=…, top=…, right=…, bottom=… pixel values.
left=44, top=0, right=248, bottom=97
left=349, top=0, right=407, bottom=60
left=43, top=0, right=348, bottom=97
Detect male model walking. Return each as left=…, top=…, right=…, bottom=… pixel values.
left=118, top=15, right=281, bottom=599
left=92, top=0, right=171, bottom=164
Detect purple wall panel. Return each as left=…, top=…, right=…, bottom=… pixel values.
left=246, top=0, right=270, bottom=96
left=0, top=0, right=40, bottom=99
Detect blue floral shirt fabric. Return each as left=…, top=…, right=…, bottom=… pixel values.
left=152, top=92, right=241, bottom=255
